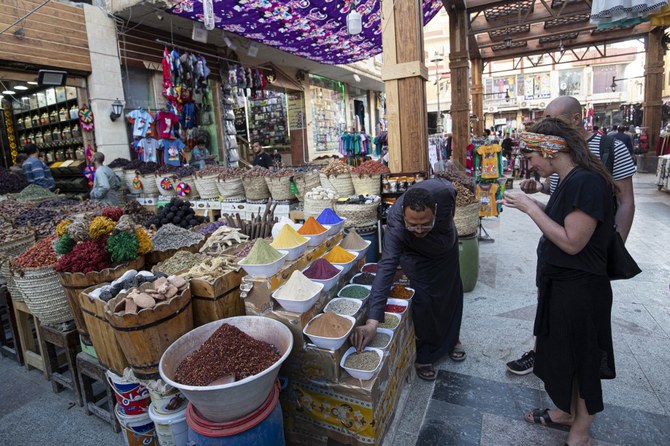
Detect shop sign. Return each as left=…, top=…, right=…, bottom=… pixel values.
left=494, top=118, right=507, bottom=125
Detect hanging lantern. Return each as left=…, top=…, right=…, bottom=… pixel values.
left=347, top=10, right=362, bottom=35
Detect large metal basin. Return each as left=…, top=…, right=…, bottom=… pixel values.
left=159, top=316, right=293, bottom=423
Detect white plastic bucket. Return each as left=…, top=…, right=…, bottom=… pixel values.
left=149, top=403, right=188, bottom=446
left=149, top=386, right=187, bottom=415
left=115, top=404, right=157, bottom=446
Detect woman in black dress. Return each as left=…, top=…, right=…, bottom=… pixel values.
left=500, top=118, right=617, bottom=446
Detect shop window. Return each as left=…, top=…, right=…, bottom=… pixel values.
left=592, top=64, right=625, bottom=94
left=310, top=75, right=346, bottom=152
left=559, top=69, right=582, bottom=96
left=122, top=66, right=155, bottom=110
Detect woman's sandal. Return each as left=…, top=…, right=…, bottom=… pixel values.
left=524, top=408, right=572, bottom=427
left=415, top=364, right=437, bottom=381
left=450, top=343, right=467, bottom=362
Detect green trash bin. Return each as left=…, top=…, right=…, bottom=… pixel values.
left=458, top=234, right=479, bottom=292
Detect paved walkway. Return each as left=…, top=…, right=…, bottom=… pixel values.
left=1, top=173, right=668, bottom=446
left=387, top=173, right=670, bottom=446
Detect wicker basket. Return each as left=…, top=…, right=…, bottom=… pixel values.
left=14, top=265, right=73, bottom=326
left=111, top=167, right=125, bottom=180
left=242, top=176, right=271, bottom=201
left=0, top=233, right=36, bottom=302
left=320, top=173, right=354, bottom=197
left=454, top=203, right=480, bottom=236
left=304, top=197, right=336, bottom=219
left=124, top=170, right=141, bottom=195
left=351, top=174, right=382, bottom=195
left=139, top=173, right=159, bottom=195
left=294, top=172, right=321, bottom=202
left=265, top=176, right=295, bottom=201
left=194, top=173, right=220, bottom=199
left=155, top=175, right=178, bottom=197
left=335, top=199, right=380, bottom=229
left=217, top=177, right=245, bottom=201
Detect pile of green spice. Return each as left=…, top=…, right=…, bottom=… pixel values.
left=241, top=239, right=284, bottom=265
left=153, top=250, right=208, bottom=276
left=15, top=184, right=55, bottom=201
left=378, top=313, right=400, bottom=329
left=344, top=351, right=380, bottom=371
left=338, top=285, right=370, bottom=300
left=368, top=332, right=392, bottom=348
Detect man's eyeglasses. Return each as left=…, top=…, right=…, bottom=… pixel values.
left=404, top=213, right=436, bottom=232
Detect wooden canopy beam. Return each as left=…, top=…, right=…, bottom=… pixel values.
left=469, top=2, right=591, bottom=34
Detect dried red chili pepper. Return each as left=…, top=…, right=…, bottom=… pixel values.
left=385, top=304, right=406, bottom=313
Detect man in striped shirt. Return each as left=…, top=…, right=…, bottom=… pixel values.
left=519, top=96, right=636, bottom=241
left=506, top=96, right=636, bottom=379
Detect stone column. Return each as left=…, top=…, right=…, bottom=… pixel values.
left=643, top=27, right=665, bottom=152
left=83, top=4, right=130, bottom=160
left=471, top=57, right=484, bottom=138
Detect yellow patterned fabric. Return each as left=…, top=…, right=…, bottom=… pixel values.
left=519, top=132, right=569, bottom=158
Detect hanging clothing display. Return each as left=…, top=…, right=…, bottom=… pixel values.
left=476, top=144, right=503, bottom=179
left=476, top=182, right=500, bottom=217
left=127, top=109, right=154, bottom=138
left=137, top=137, right=160, bottom=163
left=160, top=138, right=186, bottom=166
left=157, top=110, right=180, bottom=139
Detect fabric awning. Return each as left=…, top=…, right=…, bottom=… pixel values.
left=168, top=0, right=443, bottom=65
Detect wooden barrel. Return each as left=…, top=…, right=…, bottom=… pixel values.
left=56, top=257, right=145, bottom=345
left=189, top=270, right=245, bottom=328
left=79, top=283, right=129, bottom=375
left=104, top=286, right=194, bottom=380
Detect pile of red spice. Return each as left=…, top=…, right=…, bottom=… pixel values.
left=54, top=238, right=110, bottom=273
left=102, top=207, right=124, bottom=222
left=13, top=236, right=57, bottom=268
left=174, top=324, right=280, bottom=386
left=385, top=304, right=407, bottom=313
left=303, top=258, right=340, bottom=280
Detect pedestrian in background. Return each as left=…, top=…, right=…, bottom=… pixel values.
left=90, top=152, right=123, bottom=206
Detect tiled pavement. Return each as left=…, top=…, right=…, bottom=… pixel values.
left=1, top=173, right=668, bottom=445
left=387, top=173, right=670, bottom=446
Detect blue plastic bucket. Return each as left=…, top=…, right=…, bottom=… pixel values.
left=186, top=381, right=284, bottom=446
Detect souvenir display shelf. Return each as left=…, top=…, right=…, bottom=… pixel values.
left=247, top=89, right=289, bottom=148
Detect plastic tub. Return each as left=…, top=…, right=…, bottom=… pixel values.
left=321, top=218, right=346, bottom=236
left=271, top=281, right=324, bottom=313
left=327, top=250, right=358, bottom=275
left=270, top=240, right=307, bottom=261
left=349, top=272, right=376, bottom=286
left=385, top=298, right=409, bottom=314
left=186, top=381, right=284, bottom=445
left=159, top=317, right=293, bottom=423
left=324, top=297, right=362, bottom=317
left=238, top=252, right=287, bottom=279
left=149, top=386, right=187, bottom=415
left=107, top=370, right=150, bottom=416
left=302, top=230, right=328, bottom=247
left=369, top=328, right=394, bottom=350
left=149, top=403, right=188, bottom=446
left=344, top=239, right=371, bottom=262
left=303, top=314, right=356, bottom=350
left=116, top=404, right=157, bottom=446
left=340, top=347, right=384, bottom=380
left=302, top=264, right=343, bottom=292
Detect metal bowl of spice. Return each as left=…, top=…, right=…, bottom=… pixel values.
left=324, top=297, right=362, bottom=317
left=303, top=313, right=356, bottom=350
left=340, top=347, right=384, bottom=380
left=159, top=316, right=293, bottom=423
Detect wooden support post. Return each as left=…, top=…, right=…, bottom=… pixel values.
left=448, top=5, right=471, bottom=167
left=381, top=0, right=430, bottom=173
left=643, top=27, right=665, bottom=152
left=471, top=57, right=484, bottom=138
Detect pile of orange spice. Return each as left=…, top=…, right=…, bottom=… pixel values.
left=323, top=245, right=356, bottom=264
left=298, top=217, right=327, bottom=236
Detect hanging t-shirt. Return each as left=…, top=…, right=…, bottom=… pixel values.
left=138, top=137, right=160, bottom=163
left=476, top=144, right=502, bottom=179
left=160, top=138, right=185, bottom=166
left=157, top=111, right=179, bottom=139
left=127, top=109, right=154, bottom=138
left=476, top=182, right=499, bottom=217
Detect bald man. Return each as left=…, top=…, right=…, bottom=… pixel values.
left=519, top=96, right=636, bottom=242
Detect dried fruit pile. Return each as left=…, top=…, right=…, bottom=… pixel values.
left=111, top=275, right=188, bottom=315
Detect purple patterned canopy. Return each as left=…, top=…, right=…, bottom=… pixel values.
left=168, top=0, right=444, bottom=65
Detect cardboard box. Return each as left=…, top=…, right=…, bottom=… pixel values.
left=282, top=320, right=416, bottom=446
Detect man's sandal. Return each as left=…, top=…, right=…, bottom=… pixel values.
left=450, top=343, right=467, bottom=362
left=415, top=364, right=437, bottom=381
left=524, top=408, right=571, bottom=427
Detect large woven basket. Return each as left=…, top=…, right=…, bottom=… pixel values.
left=217, top=177, right=245, bottom=201
left=139, top=173, right=159, bottom=195
left=304, top=197, right=336, bottom=219
left=155, top=175, right=178, bottom=197
left=454, top=203, right=480, bottom=236
left=265, top=176, right=295, bottom=201
left=124, top=170, right=141, bottom=195
left=111, top=167, right=125, bottom=180
left=351, top=174, right=382, bottom=195
left=0, top=233, right=36, bottom=302
left=335, top=199, right=380, bottom=229
left=14, top=265, right=73, bottom=326
left=320, top=173, right=354, bottom=197
left=242, top=176, right=271, bottom=201
left=194, top=173, right=220, bottom=199
left=294, top=172, right=321, bottom=202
